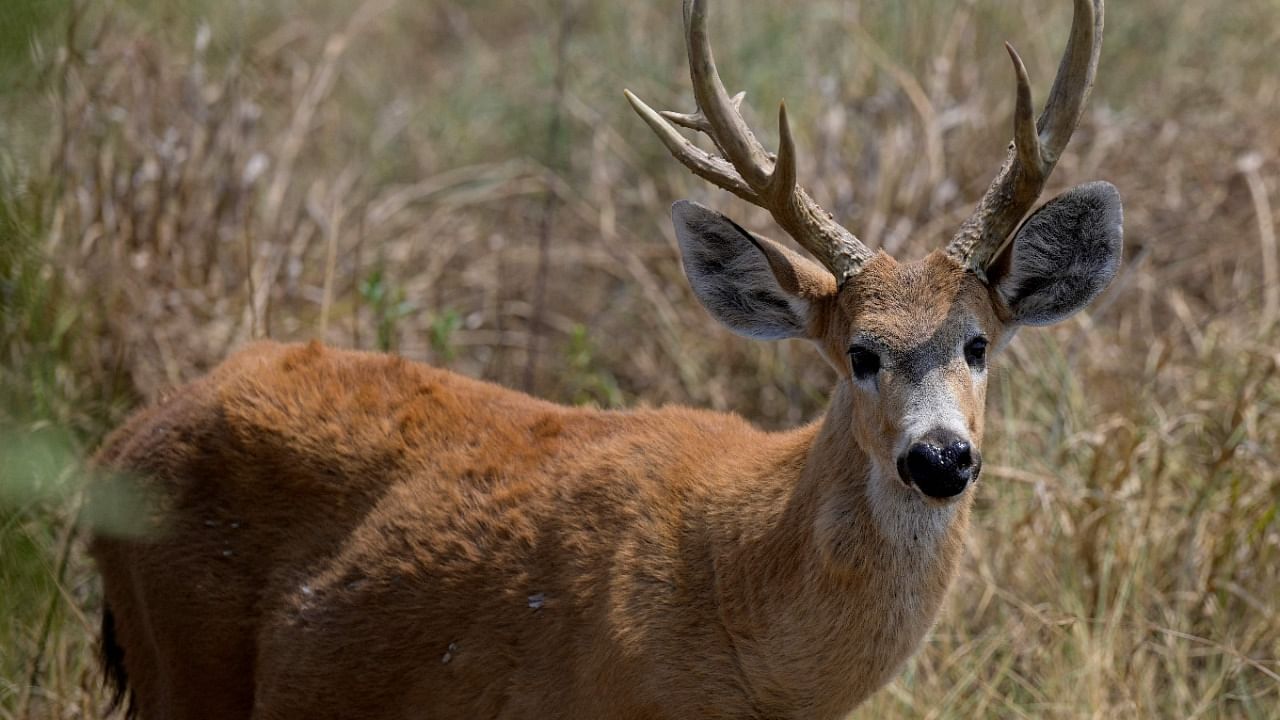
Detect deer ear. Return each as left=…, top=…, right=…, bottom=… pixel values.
left=988, top=181, right=1123, bottom=326
left=672, top=200, right=836, bottom=340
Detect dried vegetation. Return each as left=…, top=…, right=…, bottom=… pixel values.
left=1, top=0, right=1278, bottom=717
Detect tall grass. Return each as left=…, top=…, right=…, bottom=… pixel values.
left=1, top=0, right=1277, bottom=717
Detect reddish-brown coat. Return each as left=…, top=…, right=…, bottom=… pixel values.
left=90, top=305, right=979, bottom=718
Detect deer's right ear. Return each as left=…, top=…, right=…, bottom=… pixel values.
left=672, top=200, right=836, bottom=341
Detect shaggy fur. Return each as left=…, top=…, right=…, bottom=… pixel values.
left=90, top=340, right=970, bottom=719
left=990, top=182, right=1124, bottom=326
left=99, top=605, right=131, bottom=716
left=88, top=185, right=1121, bottom=719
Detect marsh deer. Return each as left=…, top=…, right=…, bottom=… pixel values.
left=89, top=0, right=1121, bottom=717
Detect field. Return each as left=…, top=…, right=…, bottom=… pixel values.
left=1, top=0, right=1278, bottom=717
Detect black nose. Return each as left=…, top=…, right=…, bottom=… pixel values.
left=896, top=430, right=980, bottom=499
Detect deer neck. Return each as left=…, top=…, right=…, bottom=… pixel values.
left=711, top=379, right=971, bottom=715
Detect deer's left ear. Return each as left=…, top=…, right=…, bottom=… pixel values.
left=987, top=181, right=1123, bottom=326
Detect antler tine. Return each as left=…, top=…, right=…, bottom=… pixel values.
left=1007, top=43, right=1043, bottom=174
left=947, top=0, right=1104, bottom=275
left=626, top=0, right=873, bottom=284
left=682, top=0, right=772, bottom=188
left=625, top=89, right=758, bottom=202
left=1040, top=0, right=1103, bottom=157
left=769, top=102, right=797, bottom=206
left=660, top=91, right=744, bottom=136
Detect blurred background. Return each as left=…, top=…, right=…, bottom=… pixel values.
left=1, top=0, right=1277, bottom=717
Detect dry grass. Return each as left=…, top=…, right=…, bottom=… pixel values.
left=2, top=0, right=1278, bottom=717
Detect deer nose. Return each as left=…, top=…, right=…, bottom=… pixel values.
left=896, top=430, right=980, bottom=499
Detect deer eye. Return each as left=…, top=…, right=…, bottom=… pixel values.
left=849, top=346, right=881, bottom=380
left=964, top=336, right=988, bottom=370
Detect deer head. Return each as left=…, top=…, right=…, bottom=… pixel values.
left=627, top=0, right=1122, bottom=502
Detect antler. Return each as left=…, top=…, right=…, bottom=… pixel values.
left=947, top=0, right=1105, bottom=276
left=625, top=0, right=873, bottom=285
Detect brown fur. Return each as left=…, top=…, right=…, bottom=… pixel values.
left=90, top=250, right=1011, bottom=719
left=830, top=252, right=1004, bottom=470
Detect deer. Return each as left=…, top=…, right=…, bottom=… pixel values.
left=87, top=0, right=1121, bottom=718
